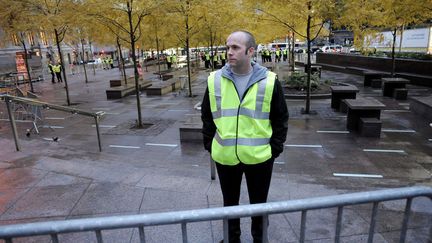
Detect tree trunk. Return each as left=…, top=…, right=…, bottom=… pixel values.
left=391, top=28, right=397, bottom=77
left=291, top=32, right=295, bottom=72
left=80, top=39, right=88, bottom=83
left=20, top=35, right=34, bottom=93
left=116, top=37, right=127, bottom=85
left=89, top=41, right=96, bottom=75
left=399, top=24, right=404, bottom=53
left=54, top=28, right=70, bottom=106
left=155, top=24, right=161, bottom=80
left=186, top=21, right=193, bottom=97
left=304, top=6, right=312, bottom=114
left=127, top=4, right=142, bottom=128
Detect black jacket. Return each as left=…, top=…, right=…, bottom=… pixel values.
left=201, top=71, right=289, bottom=160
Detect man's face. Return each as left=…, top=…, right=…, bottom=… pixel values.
left=226, top=32, right=254, bottom=69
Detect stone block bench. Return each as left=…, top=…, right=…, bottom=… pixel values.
left=106, top=85, right=135, bottom=99
left=371, top=79, right=383, bottom=88
left=145, top=79, right=181, bottom=96
left=393, top=88, right=408, bottom=100
left=109, top=79, right=122, bottom=87
left=363, top=71, right=385, bottom=87
left=106, top=80, right=152, bottom=99
left=410, top=96, right=432, bottom=121
left=330, top=85, right=359, bottom=112
left=381, top=77, right=410, bottom=98
left=344, top=97, right=385, bottom=136
left=359, top=118, right=382, bottom=138
left=179, top=115, right=202, bottom=143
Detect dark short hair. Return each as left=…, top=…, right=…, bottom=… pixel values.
left=232, top=30, right=257, bottom=51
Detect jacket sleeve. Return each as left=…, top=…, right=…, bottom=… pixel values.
left=269, top=78, right=289, bottom=159
left=201, top=87, right=216, bottom=153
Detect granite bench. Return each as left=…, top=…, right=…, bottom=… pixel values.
left=359, top=118, right=382, bottom=138
left=410, top=96, right=432, bottom=121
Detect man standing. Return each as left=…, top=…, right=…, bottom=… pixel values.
left=166, top=54, right=172, bottom=69
left=53, top=62, right=63, bottom=83
left=48, top=60, right=55, bottom=83
left=201, top=30, right=288, bottom=243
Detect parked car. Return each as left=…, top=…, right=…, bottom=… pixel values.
left=320, top=45, right=343, bottom=53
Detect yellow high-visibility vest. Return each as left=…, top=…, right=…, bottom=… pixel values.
left=207, top=70, right=276, bottom=165
left=52, top=65, right=61, bottom=73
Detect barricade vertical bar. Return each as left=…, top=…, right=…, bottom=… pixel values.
left=262, top=214, right=269, bottom=243
left=300, top=210, right=307, bottom=243
left=335, top=206, right=344, bottom=243
left=5, top=97, right=20, bottom=151
left=138, top=226, right=146, bottom=243
left=181, top=222, right=188, bottom=243
left=95, top=230, right=103, bottom=243
left=94, top=115, right=102, bottom=152
left=223, top=219, right=229, bottom=243
left=210, top=157, right=216, bottom=180
left=51, top=234, right=59, bottom=243
left=367, top=202, right=379, bottom=243
left=399, top=198, right=412, bottom=243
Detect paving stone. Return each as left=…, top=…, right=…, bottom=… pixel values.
left=0, top=184, right=88, bottom=220
left=141, top=188, right=208, bottom=212
left=0, top=188, right=30, bottom=215
left=70, top=183, right=144, bottom=216
left=0, top=168, right=48, bottom=190
left=34, top=172, right=92, bottom=187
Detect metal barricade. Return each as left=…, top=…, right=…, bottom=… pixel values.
left=0, top=186, right=430, bottom=243
left=0, top=97, right=43, bottom=134
left=0, top=94, right=104, bottom=152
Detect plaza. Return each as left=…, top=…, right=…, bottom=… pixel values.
left=0, top=59, right=431, bottom=242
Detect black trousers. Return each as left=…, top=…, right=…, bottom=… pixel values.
left=55, top=72, right=63, bottom=82
left=50, top=73, right=55, bottom=83
left=215, top=158, right=274, bottom=243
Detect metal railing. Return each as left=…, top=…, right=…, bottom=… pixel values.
left=0, top=186, right=431, bottom=243
left=0, top=94, right=104, bottom=152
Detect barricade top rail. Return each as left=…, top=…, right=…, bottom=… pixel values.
left=0, top=94, right=102, bottom=118
left=0, top=186, right=431, bottom=239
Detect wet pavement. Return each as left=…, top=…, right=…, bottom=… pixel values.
left=0, top=61, right=431, bottom=243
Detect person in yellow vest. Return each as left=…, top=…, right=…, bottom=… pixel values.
left=275, top=48, right=281, bottom=62
left=109, top=57, right=114, bottom=69
left=52, top=62, right=63, bottom=83
left=201, top=30, right=288, bottom=243
left=282, top=48, right=288, bottom=62
left=172, top=54, right=177, bottom=69
left=166, top=54, right=172, bottom=69
left=204, top=52, right=211, bottom=69
left=264, top=48, right=271, bottom=63
left=219, top=51, right=226, bottom=66
left=48, top=60, right=55, bottom=83
left=212, top=52, right=218, bottom=69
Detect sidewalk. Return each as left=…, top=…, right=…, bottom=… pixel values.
left=0, top=61, right=431, bottom=242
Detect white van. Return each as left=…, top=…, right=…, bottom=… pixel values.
left=320, top=45, right=343, bottom=53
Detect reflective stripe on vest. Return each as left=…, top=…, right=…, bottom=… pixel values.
left=208, top=70, right=276, bottom=165
left=52, top=65, right=61, bottom=73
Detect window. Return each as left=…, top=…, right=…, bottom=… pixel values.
left=27, top=32, right=35, bottom=46
left=40, top=32, right=48, bottom=46
left=11, top=34, right=19, bottom=46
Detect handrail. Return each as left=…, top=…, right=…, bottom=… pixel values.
left=0, top=186, right=430, bottom=241
left=1, top=95, right=102, bottom=118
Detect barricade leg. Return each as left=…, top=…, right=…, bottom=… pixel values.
left=210, top=157, right=216, bottom=180
left=5, top=97, right=20, bottom=151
